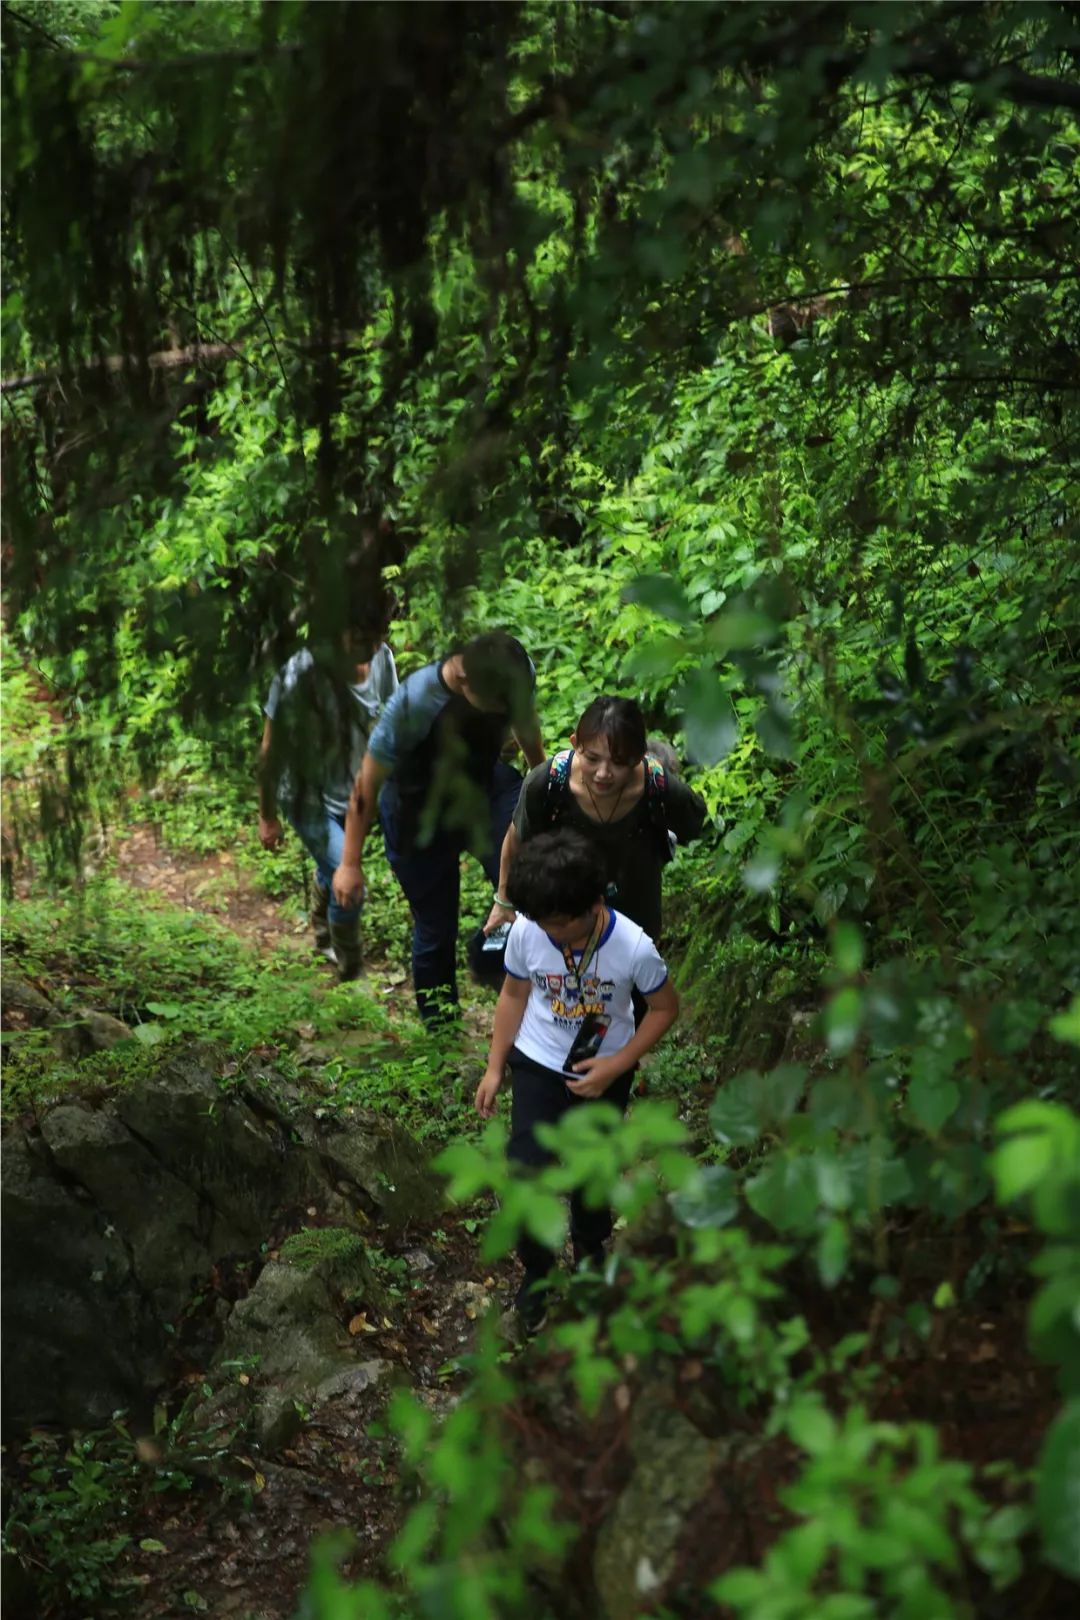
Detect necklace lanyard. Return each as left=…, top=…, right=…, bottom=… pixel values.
left=583, top=775, right=625, bottom=824
left=559, top=910, right=604, bottom=982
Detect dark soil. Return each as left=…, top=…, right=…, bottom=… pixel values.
left=113, top=824, right=310, bottom=959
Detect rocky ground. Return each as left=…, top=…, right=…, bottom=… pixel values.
left=2, top=825, right=521, bottom=1620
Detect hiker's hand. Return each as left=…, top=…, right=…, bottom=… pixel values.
left=475, top=1069, right=503, bottom=1118
left=333, top=861, right=365, bottom=907
left=565, top=1056, right=623, bottom=1098
left=259, top=814, right=283, bottom=851
left=483, top=901, right=515, bottom=936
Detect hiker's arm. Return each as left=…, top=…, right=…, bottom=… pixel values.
left=257, top=717, right=284, bottom=849
left=566, top=980, right=679, bottom=1098
left=483, top=821, right=522, bottom=936
left=476, top=974, right=530, bottom=1117
left=513, top=714, right=545, bottom=770
left=332, top=750, right=387, bottom=907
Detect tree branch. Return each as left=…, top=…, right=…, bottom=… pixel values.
left=900, top=47, right=1080, bottom=113
left=0, top=343, right=243, bottom=395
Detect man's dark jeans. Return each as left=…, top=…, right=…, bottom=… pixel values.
left=507, top=1046, right=635, bottom=1281
left=381, top=760, right=523, bottom=1025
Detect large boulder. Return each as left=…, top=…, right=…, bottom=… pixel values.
left=215, top=1246, right=394, bottom=1452
left=1, top=1044, right=435, bottom=1435
left=1, top=1132, right=163, bottom=1431
left=593, top=1390, right=719, bottom=1620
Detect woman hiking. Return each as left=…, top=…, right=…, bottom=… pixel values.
left=483, top=695, right=707, bottom=949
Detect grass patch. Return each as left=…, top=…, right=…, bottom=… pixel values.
left=0, top=878, right=395, bottom=1115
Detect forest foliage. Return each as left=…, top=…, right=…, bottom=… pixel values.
left=3, top=1, right=1080, bottom=1615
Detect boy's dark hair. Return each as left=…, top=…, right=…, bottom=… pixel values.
left=507, top=829, right=608, bottom=920
left=575, top=695, right=647, bottom=766
left=459, top=630, right=533, bottom=714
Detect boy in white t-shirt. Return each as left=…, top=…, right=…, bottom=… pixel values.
left=475, top=829, right=679, bottom=1331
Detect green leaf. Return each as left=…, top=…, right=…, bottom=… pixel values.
left=132, top=1023, right=166, bottom=1046
left=786, top=1398, right=837, bottom=1455
left=813, top=1598, right=876, bottom=1620
left=709, top=1074, right=764, bottom=1148
left=814, top=1154, right=852, bottom=1212
left=433, top=1139, right=500, bottom=1202
left=522, top=1190, right=567, bottom=1251
left=907, top=1071, right=961, bottom=1135
left=669, top=1165, right=739, bottom=1229
left=680, top=667, right=738, bottom=765
left=824, top=987, right=862, bottom=1054
left=772, top=1518, right=830, bottom=1584
left=1035, top=1401, right=1080, bottom=1580
left=726, top=1294, right=757, bottom=1344
left=832, top=921, right=865, bottom=977
left=991, top=1102, right=1079, bottom=1204
left=1049, top=995, right=1080, bottom=1048
left=758, top=1063, right=808, bottom=1125
left=817, top=1216, right=850, bottom=1287
left=389, top=1501, right=438, bottom=1571
left=622, top=573, right=693, bottom=624
left=755, top=700, right=793, bottom=759
left=809, top=1076, right=866, bottom=1133
left=621, top=634, right=685, bottom=681
left=847, top=1142, right=913, bottom=1213
left=707, top=605, right=780, bottom=654
left=145, top=1000, right=183, bottom=1019
left=139, top=1537, right=167, bottom=1554
left=882, top=1497, right=958, bottom=1567
left=711, top=1568, right=767, bottom=1604
left=746, top=1155, right=818, bottom=1233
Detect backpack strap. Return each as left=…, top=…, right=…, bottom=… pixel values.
left=543, top=749, right=671, bottom=859
left=542, top=748, right=574, bottom=826
left=642, top=752, right=672, bottom=862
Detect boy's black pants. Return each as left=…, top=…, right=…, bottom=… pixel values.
left=507, top=1046, right=635, bottom=1280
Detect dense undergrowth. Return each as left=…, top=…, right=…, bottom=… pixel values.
left=4, top=0, right=1080, bottom=1615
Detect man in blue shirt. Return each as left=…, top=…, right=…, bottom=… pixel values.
left=332, top=631, right=545, bottom=1025
left=259, top=630, right=398, bottom=978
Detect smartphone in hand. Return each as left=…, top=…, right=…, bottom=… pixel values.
left=563, top=1012, right=611, bottom=1073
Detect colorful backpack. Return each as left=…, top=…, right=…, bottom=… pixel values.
left=542, top=748, right=672, bottom=863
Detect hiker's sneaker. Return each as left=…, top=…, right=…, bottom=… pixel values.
left=513, top=1276, right=549, bottom=1337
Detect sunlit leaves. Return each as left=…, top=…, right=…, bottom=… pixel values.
left=1049, top=994, right=1080, bottom=1048
left=991, top=1101, right=1080, bottom=1220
